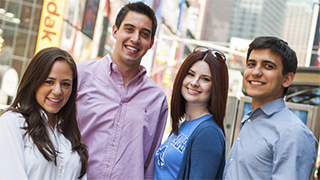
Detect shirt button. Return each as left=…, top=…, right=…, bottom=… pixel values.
left=60, top=167, right=63, bottom=171
left=120, top=103, right=123, bottom=106
left=237, top=137, right=240, bottom=141
left=117, top=122, right=120, bottom=126
left=118, top=84, right=121, bottom=88
left=112, top=142, right=116, bottom=146
left=107, top=163, right=110, bottom=167
left=230, top=158, right=233, bottom=162
left=248, top=119, right=251, bottom=122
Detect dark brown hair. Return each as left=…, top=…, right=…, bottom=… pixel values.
left=115, top=2, right=157, bottom=40
left=171, top=51, right=229, bottom=135
left=247, top=36, right=297, bottom=95
left=5, top=47, right=88, bottom=178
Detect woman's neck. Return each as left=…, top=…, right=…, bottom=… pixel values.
left=185, top=103, right=210, bottom=121
left=47, top=113, right=56, bottom=128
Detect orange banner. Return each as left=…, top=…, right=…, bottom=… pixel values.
left=35, top=0, right=66, bottom=53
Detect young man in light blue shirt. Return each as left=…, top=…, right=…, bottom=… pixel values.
left=223, top=36, right=318, bottom=180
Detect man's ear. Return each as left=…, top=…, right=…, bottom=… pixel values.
left=283, top=72, right=295, bottom=88
left=149, top=38, right=154, bottom=49
left=112, top=25, right=118, bottom=39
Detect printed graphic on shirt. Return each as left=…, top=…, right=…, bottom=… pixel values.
left=170, top=132, right=188, bottom=153
left=155, top=145, right=168, bottom=169
left=155, top=132, right=188, bottom=169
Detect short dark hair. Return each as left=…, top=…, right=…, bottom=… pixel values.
left=171, top=51, right=229, bottom=135
left=115, top=2, right=157, bottom=40
left=247, top=36, right=298, bottom=95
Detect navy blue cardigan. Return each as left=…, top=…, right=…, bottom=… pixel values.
left=177, top=117, right=225, bottom=180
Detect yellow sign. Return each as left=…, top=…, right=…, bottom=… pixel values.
left=35, top=0, right=66, bottom=53
left=0, top=36, right=4, bottom=52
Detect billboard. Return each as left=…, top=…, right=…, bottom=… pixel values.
left=82, top=0, right=100, bottom=38
left=60, top=0, right=93, bottom=62
left=35, top=0, right=66, bottom=53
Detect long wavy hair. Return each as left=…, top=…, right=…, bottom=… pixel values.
left=5, top=47, right=88, bottom=178
left=171, top=51, right=229, bottom=135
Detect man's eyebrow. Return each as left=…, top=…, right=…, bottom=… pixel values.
left=247, top=59, right=256, bottom=63
left=123, top=23, right=151, bottom=34
left=247, top=59, right=277, bottom=67
left=262, top=60, right=277, bottom=67
left=123, top=23, right=134, bottom=28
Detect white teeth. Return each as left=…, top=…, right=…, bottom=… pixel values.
left=251, top=81, right=262, bottom=85
left=49, top=98, right=61, bottom=102
left=127, top=46, right=138, bottom=52
left=188, top=89, right=199, bottom=94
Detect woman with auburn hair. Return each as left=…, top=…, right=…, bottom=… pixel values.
left=0, top=47, right=88, bottom=179
left=154, top=46, right=228, bottom=179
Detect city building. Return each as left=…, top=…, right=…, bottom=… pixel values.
left=0, top=0, right=43, bottom=78
left=227, top=0, right=286, bottom=42
left=283, top=1, right=313, bottom=66
left=0, top=0, right=43, bottom=104
left=200, top=0, right=233, bottom=43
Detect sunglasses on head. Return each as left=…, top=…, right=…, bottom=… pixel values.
left=193, top=46, right=226, bottom=61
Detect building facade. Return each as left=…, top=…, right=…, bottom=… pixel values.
left=0, top=0, right=43, bottom=78
left=284, top=1, right=313, bottom=66
left=227, top=0, right=286, bottom=42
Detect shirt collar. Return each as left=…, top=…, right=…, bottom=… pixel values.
left=39, top=109, right=62, bottom=127
left=106, top=54, right=147, bottom=79
left=259, top=98, right=286, bottom=115
left=241, top=98, right=286, bottom=123
left=40, top=109, right=49, bottom=121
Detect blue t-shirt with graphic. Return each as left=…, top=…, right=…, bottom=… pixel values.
left=154, top=114, right=212, bottom=179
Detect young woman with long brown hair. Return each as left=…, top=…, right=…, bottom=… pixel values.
left=0, top=47, right=88, bottom=179
left=154, top=46, right=229, bottom=179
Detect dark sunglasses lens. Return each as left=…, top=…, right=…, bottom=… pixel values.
left=214, top=51, right=226, bottom=61
left=194, top=47, right=226, bottom=61
left=194, top=46, right=208, bottom=52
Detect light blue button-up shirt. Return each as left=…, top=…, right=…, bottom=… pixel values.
left=224, top=98, right=318, bottom=180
